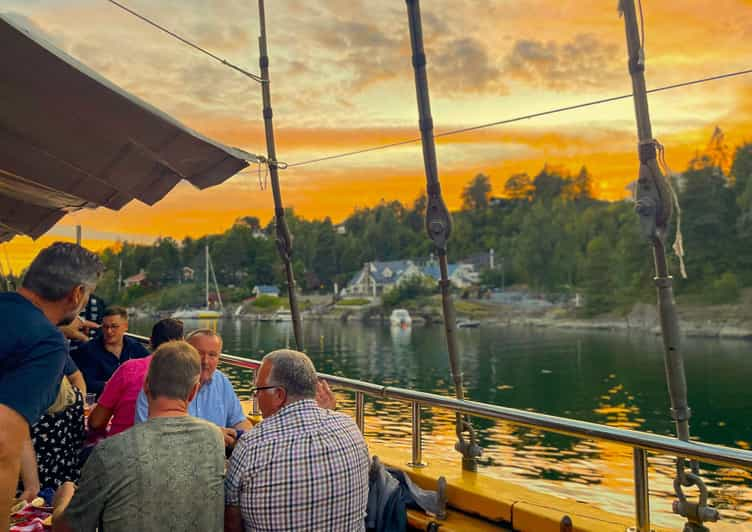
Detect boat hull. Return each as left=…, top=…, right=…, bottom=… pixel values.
left=171, top=309, right=222, bottom=319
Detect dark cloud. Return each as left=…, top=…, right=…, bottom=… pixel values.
left=429, top=37, right=508, bottom=95
left=504, top=33, right=621, bottom=90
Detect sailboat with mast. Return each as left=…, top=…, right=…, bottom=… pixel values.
left=171, top=245, right=223, bottom=319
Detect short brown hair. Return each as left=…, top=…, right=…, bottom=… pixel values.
left=145, top=341, right=200, bottom=400
left=103, top=305, right=128, bottom=320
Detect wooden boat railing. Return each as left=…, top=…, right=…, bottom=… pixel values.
left=128, top=332, right=752, bottom=531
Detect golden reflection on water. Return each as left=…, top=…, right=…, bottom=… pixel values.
left=222, top=363, right=752, bottom=529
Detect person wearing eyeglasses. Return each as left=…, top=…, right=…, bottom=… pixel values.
left=224, top=349, right=369, bottom=532
left=72, top=306, right=149, bottom=397
left=134, top=329, right=252, bottom=447
left=53, top=341, right=225, bottom=532
left=88, top=318, right=184, bottom=437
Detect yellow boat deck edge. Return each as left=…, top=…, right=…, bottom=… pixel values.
left=369, top=442, right=672, bottom=532
left=241, top=402, right=671, bottom=532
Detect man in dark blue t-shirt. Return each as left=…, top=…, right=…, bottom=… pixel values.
left=0, top=242, right=102, bottom=530
left=73, top=306, right=149, bottom=396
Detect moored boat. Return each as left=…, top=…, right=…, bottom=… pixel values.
left=272, top=309, right=293, bottom=322
left=390, top=308, right=412, bottom=327
left=170, top=308, right=222, bottom=320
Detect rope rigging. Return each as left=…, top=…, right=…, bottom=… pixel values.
left=105, top=0, right=265, bottom=84
left=285, top=68, right=752, bottom=169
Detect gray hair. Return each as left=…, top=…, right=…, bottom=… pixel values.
left=263, top=349, right=318, bottom=401
left=22, top=242, right=103, bottom=301
left=146, top=341, right=200, bottom=400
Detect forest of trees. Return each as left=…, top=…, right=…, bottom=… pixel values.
left=87, top=131, right=752, bottom=316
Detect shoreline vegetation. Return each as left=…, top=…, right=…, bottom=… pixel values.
left=5, top=129, right=748, bottom=341
left=128, top=290, right=752, bottom=341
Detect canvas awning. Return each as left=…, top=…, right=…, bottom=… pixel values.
left=0, top=14, right=256, bottom=243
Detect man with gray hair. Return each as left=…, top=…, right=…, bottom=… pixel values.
left=134, top=328, right=251, bottom=447
left=225, top=349, right=369, bottom=532
left=0, top=242, right=102, bottom=530
left=53, top=341, right=225, bottom=532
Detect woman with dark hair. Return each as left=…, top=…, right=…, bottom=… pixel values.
left=88, top=319, right=183, bottom=436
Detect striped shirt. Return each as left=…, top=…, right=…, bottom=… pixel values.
left=225, top=399, right=369, bottom=531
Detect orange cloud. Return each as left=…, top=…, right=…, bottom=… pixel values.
left=4, top=0, right=752, bottom=274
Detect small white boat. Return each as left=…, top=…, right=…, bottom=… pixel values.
left=272, top=309, right=293, bottom=322
left=389, top=308, right=412, bottom=327
left=457, top=319, right=480, bottom=328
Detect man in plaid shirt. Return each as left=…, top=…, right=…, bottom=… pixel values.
left=224, top=350, right=369, bottom=532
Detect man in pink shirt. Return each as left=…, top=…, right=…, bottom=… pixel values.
left=88, top=319, right=183, bottom=436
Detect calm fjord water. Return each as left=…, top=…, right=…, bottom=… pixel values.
left=131, top=318, right=752, bottom=528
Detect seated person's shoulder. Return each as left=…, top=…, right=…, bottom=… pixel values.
left=124, top=336, right=150, bottom=357
left=212, top=369, right=240, bottom=394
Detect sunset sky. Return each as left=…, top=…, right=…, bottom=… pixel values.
left=3, top=0, right=752, bottom=271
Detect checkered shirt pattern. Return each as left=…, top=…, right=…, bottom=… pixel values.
left=225, top=399, right=370, bottom=531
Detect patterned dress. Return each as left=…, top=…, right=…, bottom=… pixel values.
left=31, top=387, right=85, bottom=490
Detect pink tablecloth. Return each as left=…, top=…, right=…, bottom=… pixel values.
left=9, top=502, right=51, bottom=531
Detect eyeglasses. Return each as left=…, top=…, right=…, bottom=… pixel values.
left=249, top=385, right=284, bottom=396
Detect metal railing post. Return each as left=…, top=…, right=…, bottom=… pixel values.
left=631, top=447, right=651, bottom=532
left=355, top=392, right=365, bottom=434
left=251, top=369, right=260, bottom=417
left=409, top=401, right=426, bottom=467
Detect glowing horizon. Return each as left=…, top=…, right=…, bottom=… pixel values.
left=3, top=0, right=752, bottom=272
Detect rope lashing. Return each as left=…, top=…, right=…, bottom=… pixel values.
left=654, top=140, right=688, bottom=279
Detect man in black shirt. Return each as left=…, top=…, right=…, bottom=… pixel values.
left=73, top=306, right=149, bottom=396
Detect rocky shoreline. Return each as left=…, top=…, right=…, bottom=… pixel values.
left=139, top=297, right=752, bottom=341
left=484, top=303, right=752, bottom=340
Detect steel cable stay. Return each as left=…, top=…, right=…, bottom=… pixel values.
left=284, top=68, right=752, bottom=169
left=105, top=0, right=266, bottom=84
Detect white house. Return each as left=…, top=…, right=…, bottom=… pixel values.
left=422, top=261, right=478, bottom=288
left=253, top=285, right=280, bottom=297
left=342, top=260, right=422, bottom=297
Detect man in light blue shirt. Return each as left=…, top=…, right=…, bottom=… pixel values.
left=134, top=329, right=250, bottom=446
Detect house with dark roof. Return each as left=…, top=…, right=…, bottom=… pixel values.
left=459, top=249, right=496, bottom=272
left=253, top=285, right=280, bottom=297
left=342, top=260, right=422, bottom=297
left=422, top=261, right=478, bottom=288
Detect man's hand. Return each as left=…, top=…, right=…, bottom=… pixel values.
left=222, top=428, right=238, bottom=448
left=51, top=481, right=76, bottom=527
left=315, top=379, right=336, bottom=410
left=59, top=317, right=99, bottom=342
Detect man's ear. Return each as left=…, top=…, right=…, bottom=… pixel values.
left=186, top=381, right=200, bottom=403
left=144, top=378, right=152, bottom=401
left=68, top=284, right=86, bottom=308
left=276, top=386, right=287, bottom=407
